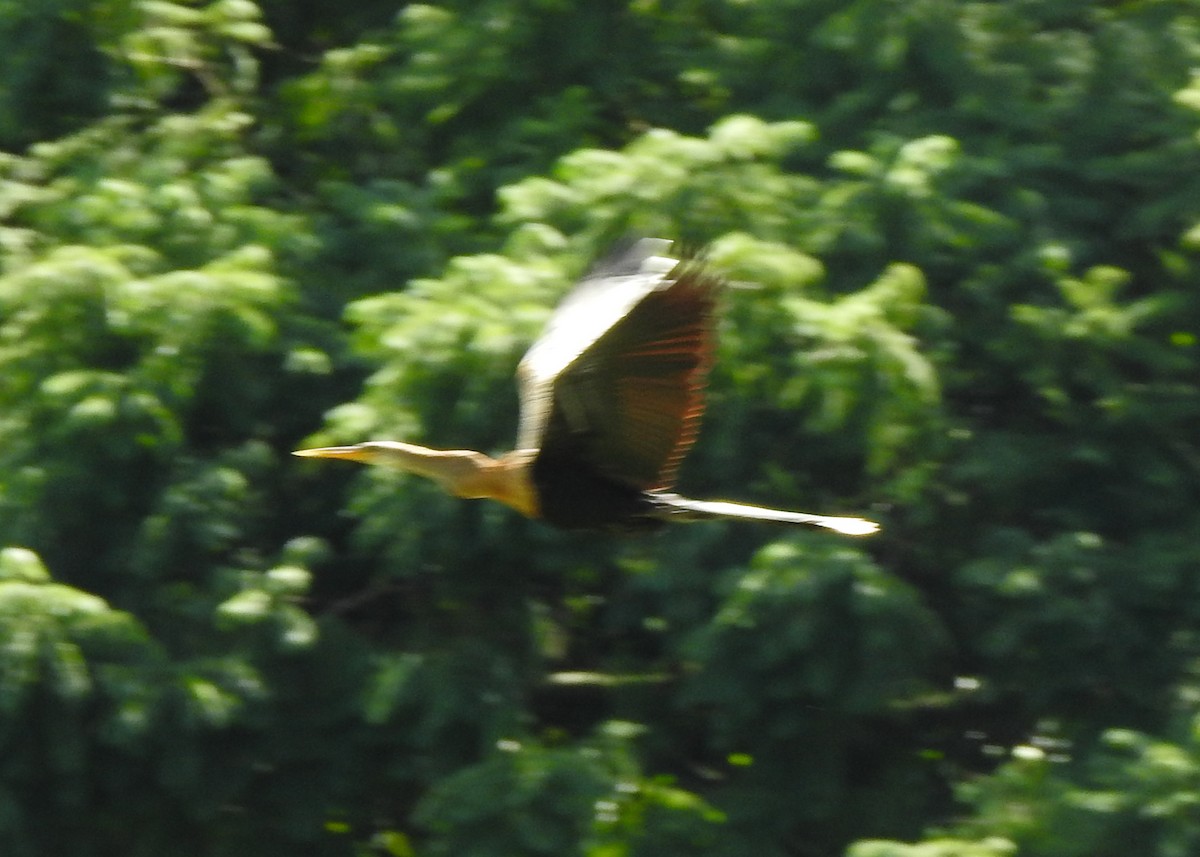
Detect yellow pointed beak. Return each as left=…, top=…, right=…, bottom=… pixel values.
left=292, top=445, right=372, bottom=463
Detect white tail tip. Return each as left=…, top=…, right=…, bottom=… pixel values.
left=818, top=516, right=880, bottom=537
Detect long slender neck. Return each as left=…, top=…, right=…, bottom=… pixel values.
left=369, top=442, right=540, bottom=519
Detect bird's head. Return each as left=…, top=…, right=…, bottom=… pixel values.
left=292, top=441, right=394, bottom=466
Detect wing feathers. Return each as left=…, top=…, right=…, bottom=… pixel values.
left=525, top=245, right=719, bottom=490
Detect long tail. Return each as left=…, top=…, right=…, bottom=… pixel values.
left=650, top=493, right=879, bottom=536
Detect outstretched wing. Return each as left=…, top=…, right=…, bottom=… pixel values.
left=516, top=239, right=720, bottom=491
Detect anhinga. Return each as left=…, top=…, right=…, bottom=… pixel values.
left=295, top=239, right=879, bottom=536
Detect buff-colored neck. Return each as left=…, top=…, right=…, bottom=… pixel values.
left=293, top=441, right=540, bottom=518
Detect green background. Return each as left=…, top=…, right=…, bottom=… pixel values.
left=1, top=1, right=1199, bottom=854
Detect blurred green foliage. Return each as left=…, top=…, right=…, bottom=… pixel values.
left=1, top=0, right=1199, bottom=855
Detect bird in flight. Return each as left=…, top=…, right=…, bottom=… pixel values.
left=295, top=239, right=878, bottom=536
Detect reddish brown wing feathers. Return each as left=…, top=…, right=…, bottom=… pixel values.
left=600, top=261, right=717, bottom=488
left=544, top=255, right=720, bottom=491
